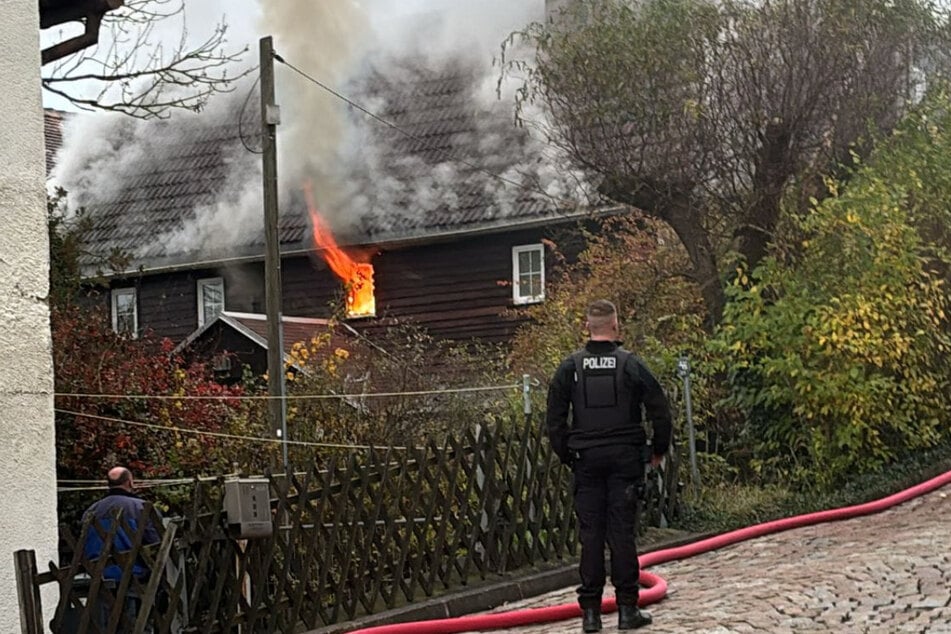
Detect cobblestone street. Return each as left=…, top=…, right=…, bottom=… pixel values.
left=461, top=484, right=951, bottom=633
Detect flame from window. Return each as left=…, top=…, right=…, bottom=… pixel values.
left=302, top=181, right=376, bottom=318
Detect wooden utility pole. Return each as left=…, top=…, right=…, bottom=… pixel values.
left=259, top=36, right=288, bottom=466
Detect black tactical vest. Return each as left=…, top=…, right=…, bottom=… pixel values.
left=569, top=347, right=634, bottom=434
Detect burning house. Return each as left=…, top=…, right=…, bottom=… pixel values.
left=47, top=64, right=609, bottom=356
left=45, top=3, right=615, bottom=361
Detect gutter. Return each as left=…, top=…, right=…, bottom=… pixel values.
left=81, top=205, right=625, bottom=282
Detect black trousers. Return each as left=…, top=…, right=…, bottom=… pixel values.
left=572, top=444, right=645, bottom=609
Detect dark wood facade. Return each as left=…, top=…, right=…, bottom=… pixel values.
left=104, top=224, right=584, bottom=346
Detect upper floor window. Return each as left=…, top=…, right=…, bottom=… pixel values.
left=197, top=277, right=225, bottom=326
left=111, top=287, right=138, bottom=338
left=512, top=243, right=545, bottom=305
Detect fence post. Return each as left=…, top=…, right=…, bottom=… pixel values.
left=14, top=549, right=43, bottom=634
left=522, top=374, right=532, bottom=417
left=676, top=355, right=700, bottom=495
left=132, top=520, right=179, bottom=634
left=474, top=424, right=489, bottom=564
left=522, top=375, right=537, bottom=525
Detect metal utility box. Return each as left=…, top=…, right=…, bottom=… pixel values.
left=223, top=478, right=273, bottom=538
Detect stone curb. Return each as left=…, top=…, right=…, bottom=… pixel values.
left=305, top=532, right=713, bottom=634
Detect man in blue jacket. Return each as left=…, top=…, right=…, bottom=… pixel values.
left=83, top=466, right=161, bottom=631
left=547, top=300, right=672, bottom=632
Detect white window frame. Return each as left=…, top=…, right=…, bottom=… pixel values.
left=197, top=277, right=225, bottom=327
left=512, top=243, right=545, bottom=305
left=110, top=287, right=138, bottom=338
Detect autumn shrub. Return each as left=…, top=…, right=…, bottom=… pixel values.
left=508, top=214, right=726, bottom=467
left=512, top=216, right=705, bottom=370
left=281, top=319, right=517, bottom=455
left=712, top=93, right=951, bottom=489
left=49, top=186, right=271, bottom=485
left=53, top=303, right=259, bottom=481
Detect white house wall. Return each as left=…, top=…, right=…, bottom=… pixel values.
left=0, top=1, right=59, bottom=628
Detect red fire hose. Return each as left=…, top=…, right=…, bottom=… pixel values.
left=346, top=468, right=951, bottom=634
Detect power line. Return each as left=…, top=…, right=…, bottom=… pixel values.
left=237, top=72, right=263, bottom=154
left=58, top=476, right=226, bottom=485
left=58, top=486, right=127, bottom=492
left=57, top=479, right=199, bottom=493
left=55, top=408, right=409, bottom=451
left=55, top=383, right=520, bottom=401
left=58, top=477, right=226, bottom=492
left=274, top=54, right=577, bottom=209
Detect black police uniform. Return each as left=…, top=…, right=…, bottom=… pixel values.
left=546, top=340, right=672, bottom=610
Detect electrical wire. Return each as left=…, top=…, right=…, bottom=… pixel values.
left=238, top=72, right=263, bottom=154
left=58, top=486, right=130, bottom=492
left=55, top=383, right=520, bottom=401
left=58, top=476, right=227, bottom=485
left=54, top=408, right=405, bottom=451
left=57, top=481, right=196, bottom=493
left=274, top=54, right=578, bottom=210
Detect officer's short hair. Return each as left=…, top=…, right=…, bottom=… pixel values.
left=586, top=300, right=617, bottom=333
left=586, top=300, right=617, bottom=319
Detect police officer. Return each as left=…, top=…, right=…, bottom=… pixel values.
left=546, top=300, right=672, bottom=632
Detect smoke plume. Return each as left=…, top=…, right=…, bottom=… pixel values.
left=51, top=0, right=592, bottom=264
left=262, top=0, right=370, bottom=220
left=265, top=0, right=590, bottom=235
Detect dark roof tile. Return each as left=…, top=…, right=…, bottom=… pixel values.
left=51, top=63, right=578, bottom=272
left=44, top=109, right=66, bottom=175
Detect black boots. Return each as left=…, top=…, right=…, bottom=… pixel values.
left=582, top=607, right=602, bottom=632
left=618, top=604, right=653, bottom=629
left=583, top=605, right=652, bottom=631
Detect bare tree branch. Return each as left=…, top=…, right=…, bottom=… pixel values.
left=42, top=0, right=249, bottom=119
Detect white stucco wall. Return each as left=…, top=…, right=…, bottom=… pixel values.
left=0, top=1, right=59, bottom=630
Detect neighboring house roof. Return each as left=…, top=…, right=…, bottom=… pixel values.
left=48, top=62, right=598, bottom=277
left=44, top=109, right=67, bottom=175
left=174, top=311, right=357, bottom=362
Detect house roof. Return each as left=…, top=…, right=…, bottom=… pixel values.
left=77, top=120, right=278, bottom=266
left=49, top=63, right=595, bottom=276
left=44, top=109, right=67, bottom=175
left=174, top=311, right=357, bottom=363
left=341, top=67, right=568, bottom=243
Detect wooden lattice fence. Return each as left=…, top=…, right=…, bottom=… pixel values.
left=17, top=416, right=679, bottom=633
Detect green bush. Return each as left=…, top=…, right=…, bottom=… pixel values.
left=678, top=437, right=951, bottom=534
left=711, top=91, right=951, bottom=490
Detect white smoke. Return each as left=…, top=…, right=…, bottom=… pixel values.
left=361, top=0, right=541, bottom=75
left=274, top=0, right=593, bottom=233
left=50, top=113, right=150, bottom=213
left=161, top=145, right=262, bottom=256
left=49, top=88, right=265, bottom=262
left=262, top=0, right=370, bottom=218
left=50, top=0, right=592, bottom=263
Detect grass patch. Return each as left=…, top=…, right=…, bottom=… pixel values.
left=675, top=438, right=951, bottom=534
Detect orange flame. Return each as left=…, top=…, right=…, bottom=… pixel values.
left=303, top=181, right=376, bottom=318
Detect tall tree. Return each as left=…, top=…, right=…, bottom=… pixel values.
left=712, top=88, right=951, bottom=487
left=504, top=0, right=951, bottom=323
